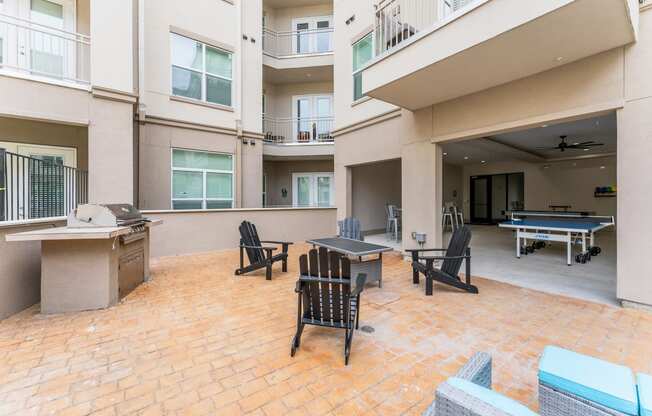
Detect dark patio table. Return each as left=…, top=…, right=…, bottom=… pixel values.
left=306, top=237, right=393, bottom=287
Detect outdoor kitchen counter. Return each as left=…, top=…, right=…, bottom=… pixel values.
left=5, top=219, right=162, bottom=314
left=5, top=220, right=163, bottom=241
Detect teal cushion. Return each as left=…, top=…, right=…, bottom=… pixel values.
left=447, top=377, right=539, bottom=416
left=538, top=346, right=638, bottom=415
left=638, top=373, right=652, bottom=416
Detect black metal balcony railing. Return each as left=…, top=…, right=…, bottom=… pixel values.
left=262, top=117, right=334, bottom=144
left=0, top=149, right=88, bottom=222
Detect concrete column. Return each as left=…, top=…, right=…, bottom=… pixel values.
left=616, top=100, right=652, bottom=307
left=401, top=140, right=442, bottom=251
left=88, top=96, right=135, bottom=204
left=335, top=163, right=352, bottom=223
left=240, top=139, right=263, bottom=208
left=618, top=9, right=652, bottom=308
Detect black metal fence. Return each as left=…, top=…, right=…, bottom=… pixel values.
left=0, top=148, right=88, bottom=222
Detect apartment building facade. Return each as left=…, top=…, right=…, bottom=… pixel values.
left=2, top=0, right=652, bottom=308
left=0, top=0, right=335, bottom=222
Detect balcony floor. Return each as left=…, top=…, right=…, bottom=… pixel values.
left=1, top=245, right=651, bottom=415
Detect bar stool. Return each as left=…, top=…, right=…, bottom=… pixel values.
left=442, top=205, right=454, bottom=232
left=454, top=206, right=464, bottom=227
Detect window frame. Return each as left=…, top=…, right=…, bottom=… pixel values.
left=352, top=31, right=374, bottom=102
left=170, top=148, right=235, bottom=210
left=170, top=32, right=233, bottom=108
left=291, top=172, right=335, bottom=207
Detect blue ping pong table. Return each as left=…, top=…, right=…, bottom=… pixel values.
left=498, top=211, right=615, bottom=265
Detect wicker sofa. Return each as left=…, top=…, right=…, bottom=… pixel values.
left=424, top=348, right=650, bottom=416
left=423, top=352, right=538, bottom=416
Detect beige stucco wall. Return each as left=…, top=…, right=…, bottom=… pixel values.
left=88, top=97, right=134, bottom=204
left=430, top=49, right=625, bottom=142
left=459, top=156, right=617, bottom=219
left=617, top=6, right=652, bottom=306
left=0, top=75, right=91, bottom=126
left=351, top=159, right=401, bottom=233
left=264, top=81, right=333, bottom=119
left=139, top=123, right=238, bottom=210
left=264, top=3, right=333, bottom=32
left=0, top=219, right=65, bottom=320
left=332, top=0, right=397, bottom=130
left=144, top=207, right=337, bottom=258
left=140, top=0, right=262, bottom=134
left=263, top=159, right=334, bottom=206
left=0, top=117, right=89, bottom=170
left=443, top=163, right=463, bottom=208
left=91, top=0, right=134, bottom=93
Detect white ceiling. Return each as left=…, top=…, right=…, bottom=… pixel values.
left=264, top=0, right=330, bottom=9
left=442, top=113, right=617, bottom=166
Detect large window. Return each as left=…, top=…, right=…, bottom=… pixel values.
left=172, top=149, right=234, bottom=210
left=171, top=33, right=233, bottom=107
left=352, top=32, right=373, bottom=101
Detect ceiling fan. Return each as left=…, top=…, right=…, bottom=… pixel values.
left=536, top=136, right=605, bottom=152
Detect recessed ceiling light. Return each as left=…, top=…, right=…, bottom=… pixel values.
left=443, top=152, right=448, bottom=156
left=464, top=156, right=469, bottom=160
left=600, top=166, right=606, bottom=169
left=584, top=148, right=590, bottom=151
left=541, top=124, right=548, bottom=128
left=481, top=160, right=486, bottom=164
left=573, top=142, right=580, bottom=145
left=556, top=56, right=564, bottom=62
left=543, top=165, right=550, bottom=169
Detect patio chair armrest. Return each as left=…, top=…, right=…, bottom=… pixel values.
left=239, top=244, right=278, bottom=251
left=260, top=240, right=293, bottom=245
left=405, top=248, right=447, bottom=253
left=351, top=273, right=367, bottom=297
left=419, top=254, right=470, bottom=261
left=455, top=352, right=492, bottom=388
left=430, top=382, right=499, bottom=416
left=294, top=280, right=302, bottom=293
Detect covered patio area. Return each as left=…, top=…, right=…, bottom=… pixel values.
left=1, top=245, right=650, bottom=415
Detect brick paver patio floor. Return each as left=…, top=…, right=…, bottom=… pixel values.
left=1, top=244, right=652, bottom=415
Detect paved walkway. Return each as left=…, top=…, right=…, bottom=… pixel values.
left=0, top=244, right=650, bottom=415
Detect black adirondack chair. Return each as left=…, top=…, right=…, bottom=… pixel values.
left=235, top=221, right=292, bottom=280
left=291, top=247, right=367, bottom=365
left=406, top=226, right=478, bottom=296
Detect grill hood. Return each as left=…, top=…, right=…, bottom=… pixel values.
left=67, top=204, right=144, bottom=228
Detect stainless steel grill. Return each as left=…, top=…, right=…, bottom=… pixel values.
left=67, top=203, right=147, bottom=229
left=67, top=203, right=149, bottom=299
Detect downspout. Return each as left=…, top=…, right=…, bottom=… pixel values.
left=235, top=0, right=245, bottom=208
left=136, top=0, right=147, bottom=208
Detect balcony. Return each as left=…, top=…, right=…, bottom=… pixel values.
left=263, top=116, right=334, bottom=144
left=362, top=0, right=639, bottom=110
left=0, top=12, right=90, bottom=87
left=263, top=27, right=334, bottom=72
left=262, top=116, right=334, bottom=158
